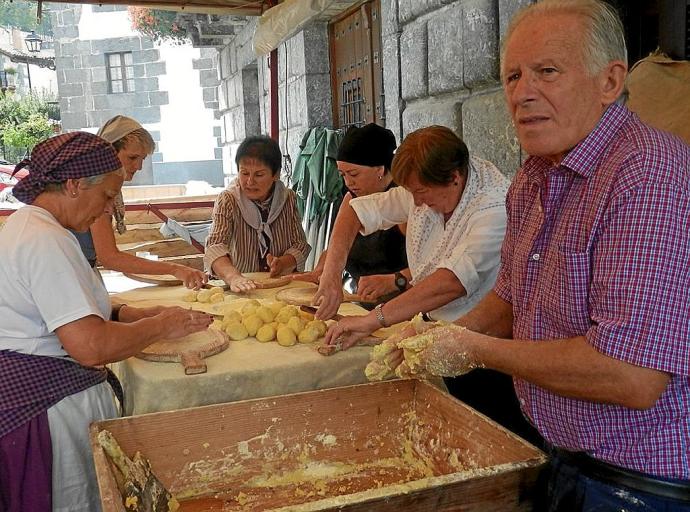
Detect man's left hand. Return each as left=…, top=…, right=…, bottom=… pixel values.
left=412, top=325, right=479, bottom=377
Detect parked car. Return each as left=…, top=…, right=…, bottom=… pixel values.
left=0, top=160, right=27, bottom=203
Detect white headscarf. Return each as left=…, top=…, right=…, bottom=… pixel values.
left=97, top=115, right=144, bottom=144
left=97, top=115, right=146, bottom=234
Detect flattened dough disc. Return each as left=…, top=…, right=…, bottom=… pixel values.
left=275, top=285, right=374, bottom=305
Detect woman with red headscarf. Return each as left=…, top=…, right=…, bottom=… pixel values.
left=0, top=132, right=211, bottom=512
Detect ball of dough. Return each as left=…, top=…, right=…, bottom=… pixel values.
left=256, top=324, right=276, bottom=342
left=298, top=326, right=320, bottom=344
left=225, top=322, right=248, bottom=341
left=275, top=305, right=298, bottom=324
left=209, top=286, right=224, bottom=296
left=276, top=326, right=297, bottom=346
left=242, top=314, right=264, bottom=337
left=182, top=290, right=198, bottom=302
left=267, top=300, right=286, bottom=316
left=305, top=319, right=327, bottom=337
left=211, top=319, right=224, bottom=330
left=286, top=316, right=305, bottom=335
left=241, top=303, right=258, bottom=317
left=196, top=289, right=214, bottom=303
left=256, top=305, right=275, bottom=323
left=209, top=292, right=224, bottom=304
left=222, top=310, right=242, bottom=326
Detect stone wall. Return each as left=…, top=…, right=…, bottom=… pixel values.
left=51, top=4, right=224, bottom=186
left=381, top=0, right=532, bottom=176
left=217, top=19, right=333, bottom=182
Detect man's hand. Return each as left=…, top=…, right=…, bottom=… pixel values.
left=357, top=274, right=398, bottom=302
left=267, top=253, right=297, bottom=277
left=171, top=265, right=208, bottom=290
left=313, top=275, right=344, bottom=320
left=412, top=325, right=479, bottom=377
left=323, top=314, right=380, bottom=350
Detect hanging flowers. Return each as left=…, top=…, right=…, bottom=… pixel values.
left=127, top=7, right=189, bottom=44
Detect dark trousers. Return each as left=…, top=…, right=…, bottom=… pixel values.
left=539, top=449, right=690, bottom=512
left=444, top=369, right=544, bottom=447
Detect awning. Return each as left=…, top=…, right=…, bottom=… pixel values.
left=27, top=0, right=267, bottom=16
left=253, top=0, right=335, bottom=56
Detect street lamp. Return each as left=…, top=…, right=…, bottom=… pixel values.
left=23, top=31, right=43, bottom=92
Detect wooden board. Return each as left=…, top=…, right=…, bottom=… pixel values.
left=136, top=328, right=228, bottom=375
left=91, top=380, right=546, bottom=512
left=123, top=273, right=183, bottom=286
left=276, top=285, right=374, bottom=306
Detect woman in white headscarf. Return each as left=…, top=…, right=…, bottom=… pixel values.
left=204, top=135, right=310, bottom=292
left=72, top=115, right=207, bottom=289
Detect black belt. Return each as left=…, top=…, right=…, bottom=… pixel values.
left=552, top=447, right=690, bottom=503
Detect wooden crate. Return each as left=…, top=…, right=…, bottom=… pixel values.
left=90, top=380, right=546, bottom=511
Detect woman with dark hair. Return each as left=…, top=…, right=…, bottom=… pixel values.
left=204, top=135, right=310, bottom=292
left=293, top=123, right=408, bottom=303
left=0, top=132, right=211, bottom=511
left=314, top=125, right=509, bottom=348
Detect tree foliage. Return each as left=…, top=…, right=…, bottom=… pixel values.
left=0, top=94, right=55, bottom=162
left=0, top=0, right=53, bottom=36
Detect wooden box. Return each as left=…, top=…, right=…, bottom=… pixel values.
left=90, top=380, right=546, bottom=511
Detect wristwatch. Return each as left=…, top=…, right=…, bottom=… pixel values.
left=394, top=272, right=408, bottom=292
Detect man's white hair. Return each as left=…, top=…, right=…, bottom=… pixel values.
left=501, top=0, right=627, bottom=77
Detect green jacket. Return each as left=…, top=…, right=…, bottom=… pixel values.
left=291, top=127, right=345, bottom=222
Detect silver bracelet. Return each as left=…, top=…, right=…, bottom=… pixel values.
left=374, top=303, right=387, bottom=328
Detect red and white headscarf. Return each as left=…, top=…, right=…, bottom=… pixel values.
left=12, top=132, right=121, bottom=204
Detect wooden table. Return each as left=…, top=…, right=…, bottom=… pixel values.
left=110, top=275, right=378, bottom=416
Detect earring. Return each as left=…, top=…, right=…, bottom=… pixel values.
left=72, top=192, right=77, bottom=197
left=378, top=174, right=383, bottom=181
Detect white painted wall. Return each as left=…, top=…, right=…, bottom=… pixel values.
left=76, top=5, right=218, bottom=164
left=26, top=64, right=57, bottom=96
left=78, top=6, right=136, bottom=39
left=157, top=42, right=218, bottom=162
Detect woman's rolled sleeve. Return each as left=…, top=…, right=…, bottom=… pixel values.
left=204, top=191, right=235, bottom=271
left=350, top=187, right=412, bottom=236
left=438, top=206, right=507, bottom=297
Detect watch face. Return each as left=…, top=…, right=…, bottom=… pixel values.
left=395, top=274, right=407, bottom=289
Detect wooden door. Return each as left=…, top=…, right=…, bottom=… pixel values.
left=329, top=0, right=385, bottom=129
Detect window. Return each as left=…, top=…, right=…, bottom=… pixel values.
left=329, top=0, right=385, bottom=129
left=106, top=52, right=134, bottom=93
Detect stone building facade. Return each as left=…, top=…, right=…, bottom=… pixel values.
left=216, top=18, right=333, bottom=181
left=216, top=0, right=533, bottom=180
left=51, top=3, right=224, bottom=186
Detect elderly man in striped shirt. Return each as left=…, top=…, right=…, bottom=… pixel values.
left=397, top=0, right=690, bottom=510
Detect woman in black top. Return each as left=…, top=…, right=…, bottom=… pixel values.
left=293, top=123, right=408, bottom=305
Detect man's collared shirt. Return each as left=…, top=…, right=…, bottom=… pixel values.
left=495, top=103, right=690, bottom=478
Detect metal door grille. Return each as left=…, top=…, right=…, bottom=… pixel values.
left=329, top=0, right=385, bottom=129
